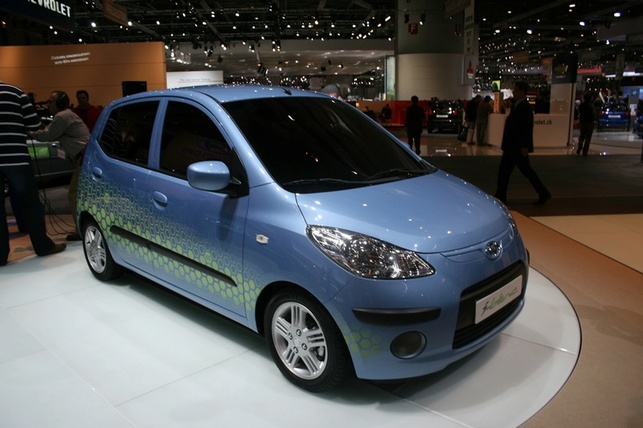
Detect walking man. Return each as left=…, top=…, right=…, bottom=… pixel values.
left=494, top=81, right=551, bottom=205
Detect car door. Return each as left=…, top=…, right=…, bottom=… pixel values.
left=91, top=100, right=159, bottom=274
left=144, top=99, right=249, bottom=316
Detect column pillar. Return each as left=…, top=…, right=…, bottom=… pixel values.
left=395, top=0, right=477, bottom=101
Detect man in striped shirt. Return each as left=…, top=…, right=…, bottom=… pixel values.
left=0, top=81, right=66, bottom=265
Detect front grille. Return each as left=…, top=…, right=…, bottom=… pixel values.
left=453, top=262, right=527, bottom=349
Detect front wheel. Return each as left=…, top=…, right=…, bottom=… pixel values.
left=264, top=291, right=352, bottom=392
left=82, top=219, right=124, bottom=281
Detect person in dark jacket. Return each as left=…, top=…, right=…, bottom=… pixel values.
left=465, top=95, right=481, bottom=144
left=494, top=81, right=551, bottom=205
left=577, top=92, right=597, bottom=156
left=405, top=96, right=425, bottom=155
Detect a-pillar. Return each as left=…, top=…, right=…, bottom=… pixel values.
left=395, top=0, right=477, bottom=101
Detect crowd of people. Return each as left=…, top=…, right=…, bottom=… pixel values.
left=0, top=81, right=102, bottom=266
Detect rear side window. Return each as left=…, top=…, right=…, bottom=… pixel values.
left=98, top=101, right=159, bottom=166
left=159, top=101, right=233, bottom=178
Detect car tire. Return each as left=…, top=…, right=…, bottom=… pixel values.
left=264, top=291, right=351, bottom=392
left=82, top=219, right=124, bottom=281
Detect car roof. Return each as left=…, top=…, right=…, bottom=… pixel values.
left=123, top=84, right=329, bottom=104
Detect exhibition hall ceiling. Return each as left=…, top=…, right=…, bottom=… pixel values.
left=2, top=0, right=643, bottom=78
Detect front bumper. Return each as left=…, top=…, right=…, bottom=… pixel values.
left=327, top=229, right=528, bottom=381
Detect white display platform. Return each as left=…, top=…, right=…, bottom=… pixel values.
left=0, top=244, right=580, bottom=428
left=488, top=113, right=571, bottom=148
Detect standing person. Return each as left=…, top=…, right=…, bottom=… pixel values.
left=405, top=96, right=425, bottom=155
left=380, top=103, right=392, bottom=125
left=72, top=89, right=101, bottom=133
left=465, top=95, right=481, bottom=144
left=475, top=95, right=493, bottom=146
left=494, top=81, right=551, bottom=205
left=577, top=92, right=597, bottom=156
left=29, top=91, right=90, bottom=241
left=0, top=81, right=66, bottom=265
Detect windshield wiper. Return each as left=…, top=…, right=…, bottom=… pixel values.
left=281, top=177, right=358, bottom=186
left=364, top=168, right=429, bottom=182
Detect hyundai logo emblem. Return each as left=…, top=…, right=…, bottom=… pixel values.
left=484, top=241, right=502, bottom=260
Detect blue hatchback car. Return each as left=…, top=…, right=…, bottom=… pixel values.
left=597, top=102, right=631, bottom=131
left=77, top=85, right=528, bottom=392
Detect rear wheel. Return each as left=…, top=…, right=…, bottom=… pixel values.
left=264, top=291, right=351, bottom=392
left=82, top=219, right=124, bottom=281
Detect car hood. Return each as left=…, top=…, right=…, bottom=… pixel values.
left=295, top=170, right=509, bottom=253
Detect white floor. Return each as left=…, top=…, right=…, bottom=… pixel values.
left=0, top=243, right=580, bottom=428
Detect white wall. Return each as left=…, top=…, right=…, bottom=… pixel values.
left=166, top=71, right=224, bottom=89
left=397, top=53, right=471, bottom=101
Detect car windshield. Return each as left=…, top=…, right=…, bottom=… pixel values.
left=223, top=96, right=436, bottom=193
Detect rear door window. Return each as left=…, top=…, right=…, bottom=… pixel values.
left=98, top=101, right=159, bottom=167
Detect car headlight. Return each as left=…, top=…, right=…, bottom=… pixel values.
left=307, top=226, right=435, bottom=279
left=495, top=198, right=517, bottom=232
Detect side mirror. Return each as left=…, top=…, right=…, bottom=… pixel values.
left=187, top=161, right=231, bottom=191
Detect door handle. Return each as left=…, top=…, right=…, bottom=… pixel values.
left=152, top=191, right=168, bottom=206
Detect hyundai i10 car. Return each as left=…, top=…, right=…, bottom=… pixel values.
left=77, top=85, right=529, bottom=392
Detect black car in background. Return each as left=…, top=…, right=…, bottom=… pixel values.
left=427, top=101, right=463, bottom=134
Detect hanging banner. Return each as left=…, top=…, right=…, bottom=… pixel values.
left=0, top=0, right=76, bottom=32
left=103, top=0, right=129, bottom=27
left=551, top=54, right=578, bottom=84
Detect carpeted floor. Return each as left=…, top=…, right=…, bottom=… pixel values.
left=513, top=213, right=643, bottom=427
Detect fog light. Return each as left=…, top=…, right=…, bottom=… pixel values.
left=390, top=332, right=426, bottom=359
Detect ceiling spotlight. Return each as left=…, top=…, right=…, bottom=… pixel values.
left=579, top=20, right=586, bottom=26
left=420, top=14, right=425, bottom=25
